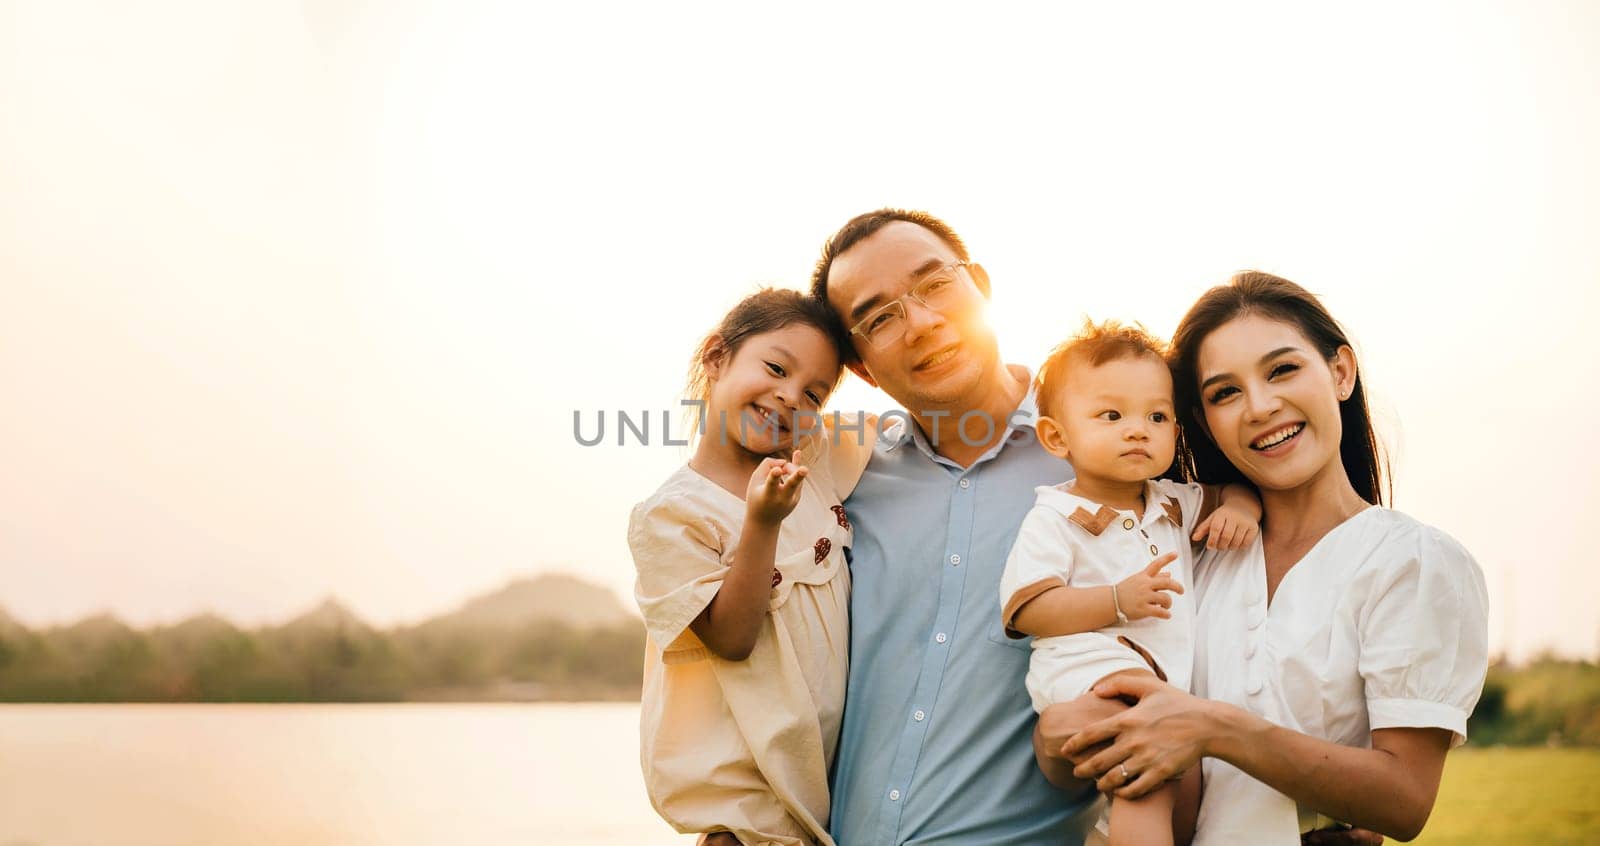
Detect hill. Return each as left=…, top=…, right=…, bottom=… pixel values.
left=426, top=573, right=632, bottom=630
left=0, top=575, right=643, bottom=703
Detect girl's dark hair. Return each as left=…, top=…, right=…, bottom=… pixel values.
left=686, top=287, right=851, bottom=423
left=1169, top=271, right=1390, bottom=506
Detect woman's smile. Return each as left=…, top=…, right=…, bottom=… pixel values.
left=1249, top=422, right=1305, bottom=454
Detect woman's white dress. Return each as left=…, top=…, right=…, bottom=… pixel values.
left=1190, top=507, right=1490, bottom=843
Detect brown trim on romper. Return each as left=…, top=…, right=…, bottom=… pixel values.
left=1001, top=577, right=1065, bottom=639
left=1067, top=504, right=1120, bottom=536
left=1116, top=635, right=1168, bottom=682
left=1160, top=498, right=1184, bottom=527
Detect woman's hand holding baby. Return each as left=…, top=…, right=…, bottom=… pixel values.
left=1115, top=553, right=1182, bottom=620
left=744, top=455, right=808, bottom=525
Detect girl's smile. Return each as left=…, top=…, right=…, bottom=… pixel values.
left=705, top=323, right=840, bottom=458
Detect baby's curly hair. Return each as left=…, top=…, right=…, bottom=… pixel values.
left=1033, top=319, right=1170, bottom=417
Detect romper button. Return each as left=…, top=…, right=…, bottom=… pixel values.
left=1150, top=544, right=1159, bottom=556
left=1122, top=518, right=1135, bottom=530
left=1248, top=678, right=1264, bottom=695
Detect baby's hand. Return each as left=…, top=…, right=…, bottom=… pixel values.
left=1115, top=552, right=1182, bottom=621
left=1192, top=503, right=1262, bottom=550
left=745, top=455, right=808, bottom=526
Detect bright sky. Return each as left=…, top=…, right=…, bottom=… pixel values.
left=1, top=1, right=1595, bottom=660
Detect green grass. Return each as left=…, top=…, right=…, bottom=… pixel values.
left=1413, top=747, right=1600, bottom=845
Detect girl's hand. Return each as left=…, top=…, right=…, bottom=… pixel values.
left=1063, top=673, right=1215, bottom=799
left=1115, top=553, right=1182, bottom=620
left=745, top=455, right=808, bottom=525
left=1192, top=502, right=1262, bottom=550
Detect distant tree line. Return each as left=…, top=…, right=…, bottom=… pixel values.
left=1467, top=657, right=1600, bottom=747
left=0, top=613, right=644, bottom=703
left=5, top=605, right=1595, bottom=742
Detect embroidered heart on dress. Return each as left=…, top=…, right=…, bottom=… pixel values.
left=771, top=569, right=783, bottom=587
left=830, top=505, right=851, bottom=530
left=814, top=538, right=832, bottom=564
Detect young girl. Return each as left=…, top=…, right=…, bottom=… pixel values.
left=999, top=321, right=1260, bottom=846
left=628, top=288, right=872, bottom=846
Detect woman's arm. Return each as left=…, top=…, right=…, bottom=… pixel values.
left=1063, top=675, right=1451, bottom=841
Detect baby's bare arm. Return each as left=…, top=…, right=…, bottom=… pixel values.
left=1011, top=583, right=1119, bottom=638
left=1010, top=553, right=1183, bottom=638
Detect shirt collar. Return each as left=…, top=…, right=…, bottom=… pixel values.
left=883, top=364, right=1039, bottom=455
left=1033, top=479, right=1185, bottom=537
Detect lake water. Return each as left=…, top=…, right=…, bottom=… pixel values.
left=0, top=703, right=686, bottom=846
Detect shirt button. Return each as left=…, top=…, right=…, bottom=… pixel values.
left=949, top=554, right=961, bottom=566
left=1248, top=666, right=1265, bottom=695
left=1122, top=518, right=1135, bottom=530
left=935, top=632, right=948, bottom=644
left=889, top=789, right=901, bottom=801
left=913, top=710, right=926, bottom=722
left=959, top=478, right=970, bottom=489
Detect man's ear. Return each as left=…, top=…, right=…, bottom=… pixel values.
left=1035, top=414, right=1071, bottom=460
left=847, top=360, right=878, bottom=388
left=968, top=261, right=992, bottom=299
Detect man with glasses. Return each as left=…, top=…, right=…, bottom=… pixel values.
left=809, top=209, right=1099, bottom=844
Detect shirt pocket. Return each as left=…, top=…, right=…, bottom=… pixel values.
left=984, top=599, right=1034, bottom=654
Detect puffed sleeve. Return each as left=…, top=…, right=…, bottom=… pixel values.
left=1357, top=524, right=1490, bottom=746
left=627, top=495, right=730, bottom=662
left=820, top=411, right=877, bottom=501
left=999, top=503, right=1077, bottom=638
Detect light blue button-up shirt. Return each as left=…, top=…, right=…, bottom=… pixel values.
left=830, top=380, right=1098, bottom=845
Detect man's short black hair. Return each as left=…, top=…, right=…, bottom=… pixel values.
left=809, top=208, right=970, bottom=308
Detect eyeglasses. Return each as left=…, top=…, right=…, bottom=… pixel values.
left=849, top=261, right=974, bottom=350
